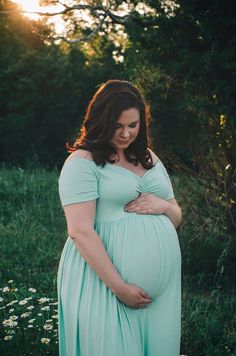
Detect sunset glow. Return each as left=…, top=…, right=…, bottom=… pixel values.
left=12, top=0, right=65, bottom=33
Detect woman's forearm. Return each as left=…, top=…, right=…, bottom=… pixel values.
left=69, top=229, right=126, bottom=295
left=164, top=202, right=182, bottom=228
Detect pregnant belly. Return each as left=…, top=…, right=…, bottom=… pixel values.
left=95, top=214, right=180, bottom=299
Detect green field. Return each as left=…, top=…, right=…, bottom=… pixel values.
left=0, top=165, right=235, bottom=356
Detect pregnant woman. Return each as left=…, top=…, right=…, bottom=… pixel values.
left=57, top=79, right=182, bottom=356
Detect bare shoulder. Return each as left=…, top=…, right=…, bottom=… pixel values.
left=147, top=148, right=159, bottom=164
left=67, top=149, right=93, bottom=162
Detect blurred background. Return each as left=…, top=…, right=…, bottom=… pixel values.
left=0, top=0, right=235, bottom=355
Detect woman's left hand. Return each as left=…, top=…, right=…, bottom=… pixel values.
left=124, top=193, right=169, bottom=215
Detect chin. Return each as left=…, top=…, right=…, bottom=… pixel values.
left=117, top=143, right=130, bottom=149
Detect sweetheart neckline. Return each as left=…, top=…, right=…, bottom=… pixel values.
left=104, top=160, right=160, bottom=178
left=65, top=156, right=160, bottom=179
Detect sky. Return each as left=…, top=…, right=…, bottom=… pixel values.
left=12, top=0, right=65, bottom=33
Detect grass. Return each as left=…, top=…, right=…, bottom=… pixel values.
left=0, top=163, right=235, bottom=355
left=0, top=280, right=58, bottom=355
left=181, top=277, right=236, bottom=355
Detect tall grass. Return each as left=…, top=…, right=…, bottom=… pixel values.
left=0, top=164, right=235, bottom=355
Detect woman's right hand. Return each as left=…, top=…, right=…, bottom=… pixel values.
left=115, top=283, right=152, bottom=309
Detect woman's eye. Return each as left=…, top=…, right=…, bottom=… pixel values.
left=115, top=123, right=137, bottom=129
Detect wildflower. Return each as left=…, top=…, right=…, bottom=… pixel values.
left=8, top=280, right=14, bottom=284
left=27, top=306, right=34, bottom=310
left=21, top=312, right=31, bottom=318
left=28, top=319, right=35, bottom=323
left=41, top=306, right=50, bottom=311
left=43, top=324, right=53, bottom=331
left=38, top=313, right=42, bottom=316
left=4, top=335, right=13, bottom=340
left=38, top=297, right=49, bottom=304
left=28, top=288, right=37, bottom=293
left=52, top=315, right=58, bottom=319
left=3, top=319, right=18, bottom=327
left=24, top=297, right=32, bottom=301
left=13, top=288, right=18, bottom=292
left=19, top=300, right=27, bottom=305
left=46, top=319, right=52, bottom=323
left=9, top=308, right=14, bottom=313
left=6, top=300, right=18, bottom=306
left=41, top=338, right=50, bottom=344
left=0, top=297, right=3, bottom=302
left=2, top=287, right=10, bottom=292
left=28, top=324, right=34, bottom=328
left=9, top=315, right=18, bottom=321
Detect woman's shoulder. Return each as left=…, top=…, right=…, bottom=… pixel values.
left=66, top=149, right=93, bottom=162
left=62, top=150, right=97, bottom=172
left=64, top=150, right=96, bottom=167
left=147, top=148, right=159, bottom=165
left=60, top=150, right=99, bottom=180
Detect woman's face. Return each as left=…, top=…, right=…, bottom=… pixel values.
left=110, top=108, right=140, bottom=151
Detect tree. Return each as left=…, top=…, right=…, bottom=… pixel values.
left=122, top=0, right=236, bottom=231
left=0, top=0, right=126, bottom=167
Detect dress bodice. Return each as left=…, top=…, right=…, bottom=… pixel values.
left=58, top=157, right=174, bottom=223
left=95, top=161, right=174, bottom=222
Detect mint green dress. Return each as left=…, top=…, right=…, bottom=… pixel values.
left=57, top=157, right=181, bottom=356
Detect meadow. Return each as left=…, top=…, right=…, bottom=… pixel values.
left=0, top=164, right=235, bottom=355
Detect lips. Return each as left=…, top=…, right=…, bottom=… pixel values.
left=118, top=140, right=130, bottom=144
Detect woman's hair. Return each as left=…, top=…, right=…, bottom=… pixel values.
left=66, top=79, right=154, bottom=168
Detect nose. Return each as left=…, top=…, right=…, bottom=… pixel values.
left=120, top=127, right=130, bottom=139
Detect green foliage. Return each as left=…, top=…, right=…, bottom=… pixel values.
left=0, top=1, right=125, bottom=168
left=0, top=281, right=58, bottom=355
left=124, top=0, right=236, bottom=149
left=0, top=164, right=64, bottom=289
left=175, top=173, right=236, bottom=287
left=123, top=0, right=236, bottom=231
left=181, top=285, right=236, bottom=356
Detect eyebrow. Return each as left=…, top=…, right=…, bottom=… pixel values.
left=116, top=119, right=140, bottom=126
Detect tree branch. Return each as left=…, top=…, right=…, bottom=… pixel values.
left=52, top=13, right=106, bottom=44
left=0, top=2, right=136, bottom=43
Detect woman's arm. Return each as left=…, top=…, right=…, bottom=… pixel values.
left=62, top=201, right=152, bottom=308
left=124, top=194, right=182, bottom=228
left=163, top=198, right=182, bottom=228
left=64, top=201, right=125, bottom=294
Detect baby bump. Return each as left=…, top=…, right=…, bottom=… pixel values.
left=119, top=230, right=161, bottom=299
left=95, top=215, right=179, bottom=299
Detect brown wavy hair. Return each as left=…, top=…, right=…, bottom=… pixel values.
left=66, top=79, right=154, bottom=168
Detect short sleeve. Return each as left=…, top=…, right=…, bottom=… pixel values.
left=158, top=159, right=175, bottom=200
left=58, top=158, right=99, bottom=207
